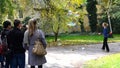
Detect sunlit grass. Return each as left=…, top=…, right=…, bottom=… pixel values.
left=83, top=53, right=120, bottom=68
left=46, top=34, right=120, bottom=46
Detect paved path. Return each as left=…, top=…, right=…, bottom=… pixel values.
left=25, top=43, right=120, bottom=68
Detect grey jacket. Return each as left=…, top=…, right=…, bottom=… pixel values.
left=23, top=29, right=47, bottom=65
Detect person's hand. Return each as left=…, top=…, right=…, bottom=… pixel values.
left=24, top=44, right=29, bottom=50
left=109, top=32, right=112, bottom=34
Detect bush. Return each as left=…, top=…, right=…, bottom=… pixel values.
left=111, top=17, right=120, bottom=34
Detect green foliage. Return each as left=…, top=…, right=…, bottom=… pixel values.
left=110, top=0, right=120, bottom=33
left=37, top=0, right=86, bottom=41
left=22, top=17, right=31, bottom=25
left=100, top=0, right=120, bottom=33
left=0, top=0, right=32, bottom=24
left=86, top=0, right=97, bottom=32
left=101, top=0, right=120, bottom=33
left=0, top=0, right=15, bottom=23
left=111, top=17, right=120, bottom=34
left=84, top=53, right=120, bottom=68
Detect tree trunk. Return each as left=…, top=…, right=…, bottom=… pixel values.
left=54, top=32, right=58, bottom=42
left=54, top=25, right=60, bottom=42
left=80, top=21, right=85, bottom=32
left=107, top=0, right=113, bottom=38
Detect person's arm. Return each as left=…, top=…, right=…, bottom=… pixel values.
left=7, top=30, right=12, bottom=49
left=39, top=30, right=47, bottom=49
left=1, top=30, right=5, bottom=41
left=23, top=30, right=29, bottom=50
left=0, top=35, right=2, bottom=44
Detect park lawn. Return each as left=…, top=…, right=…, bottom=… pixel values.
left=83, top=53, right=120, bottom=68
left=46, top=34, right=120, bottom=46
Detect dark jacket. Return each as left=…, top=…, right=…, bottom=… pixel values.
left=1, top=29, right=10, bottom=41
left=1, top=29, right=11, bottom=47
left=8, top=27, right=25, bottom=54
left=103, top=27, right=108, bottom=38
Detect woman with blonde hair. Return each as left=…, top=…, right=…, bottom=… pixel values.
left=23, top=19, right=47, bottom=68
left=101, top=22, right=110, bottom=52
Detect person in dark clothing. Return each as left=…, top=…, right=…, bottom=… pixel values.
left=101, top=22, right=110, bottom=52
left=1, top=20, right=12, bottom=68
left=7, top=19, right=25, bottom=68
left=21, top=24, right=27, bottom=33
left=0, top=34, right=3, bottom=68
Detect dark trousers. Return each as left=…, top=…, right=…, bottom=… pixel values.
left=31, top=65, right=42, bottom=68
left=11, top=53, right=25, bottom=68
left=102, top=37, right=109, bottom=51
left=0, top=55, right=4, bottom=68
left=5, top=56, right=11, bottom=68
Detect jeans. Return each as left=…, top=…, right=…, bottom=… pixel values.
left=0, top=55, right=4, bottom=68
left=11, top=53, right=25, bottom=68
left=5, top=56, right=12, bottom=68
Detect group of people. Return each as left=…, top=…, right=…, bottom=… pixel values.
left=0, top=18, right=111, bottom=68
left=0, top=18, right=47, bottom=68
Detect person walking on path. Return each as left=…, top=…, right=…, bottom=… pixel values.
left=23, top=18, right=47, bottom=68
left=102, top=22, right=110, bottom=52
left=8, top=19, right=26, bottom=68
left=1, top=20, right=12, bottom=68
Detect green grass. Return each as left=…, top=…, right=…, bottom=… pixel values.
left=83, top=53, right=120, bottom=68
left=46, top=34, right=120, bottom=46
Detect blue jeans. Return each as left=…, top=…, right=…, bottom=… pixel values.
left=11, top=53, right=25, bottom=68
left=5, top=57, right=11, bottom=68
left=0, top=55, right=4, bottom=68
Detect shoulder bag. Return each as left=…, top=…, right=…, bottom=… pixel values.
left=32, top=30, right=47, bottom=56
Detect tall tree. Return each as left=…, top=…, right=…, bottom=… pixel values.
left=106, top=0, right=120, bottom=33
left=0, top=0, right=14, bottom=23
left=40, top=0, right=71, bottom=42
left=33, top=0, right=86, bottom=42
left=86, top=0, right=97, bottom=32
left=100, top=0, right=115, bottom=34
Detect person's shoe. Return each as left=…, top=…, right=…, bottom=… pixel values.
left=106, top=50, right=110, bottom=52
